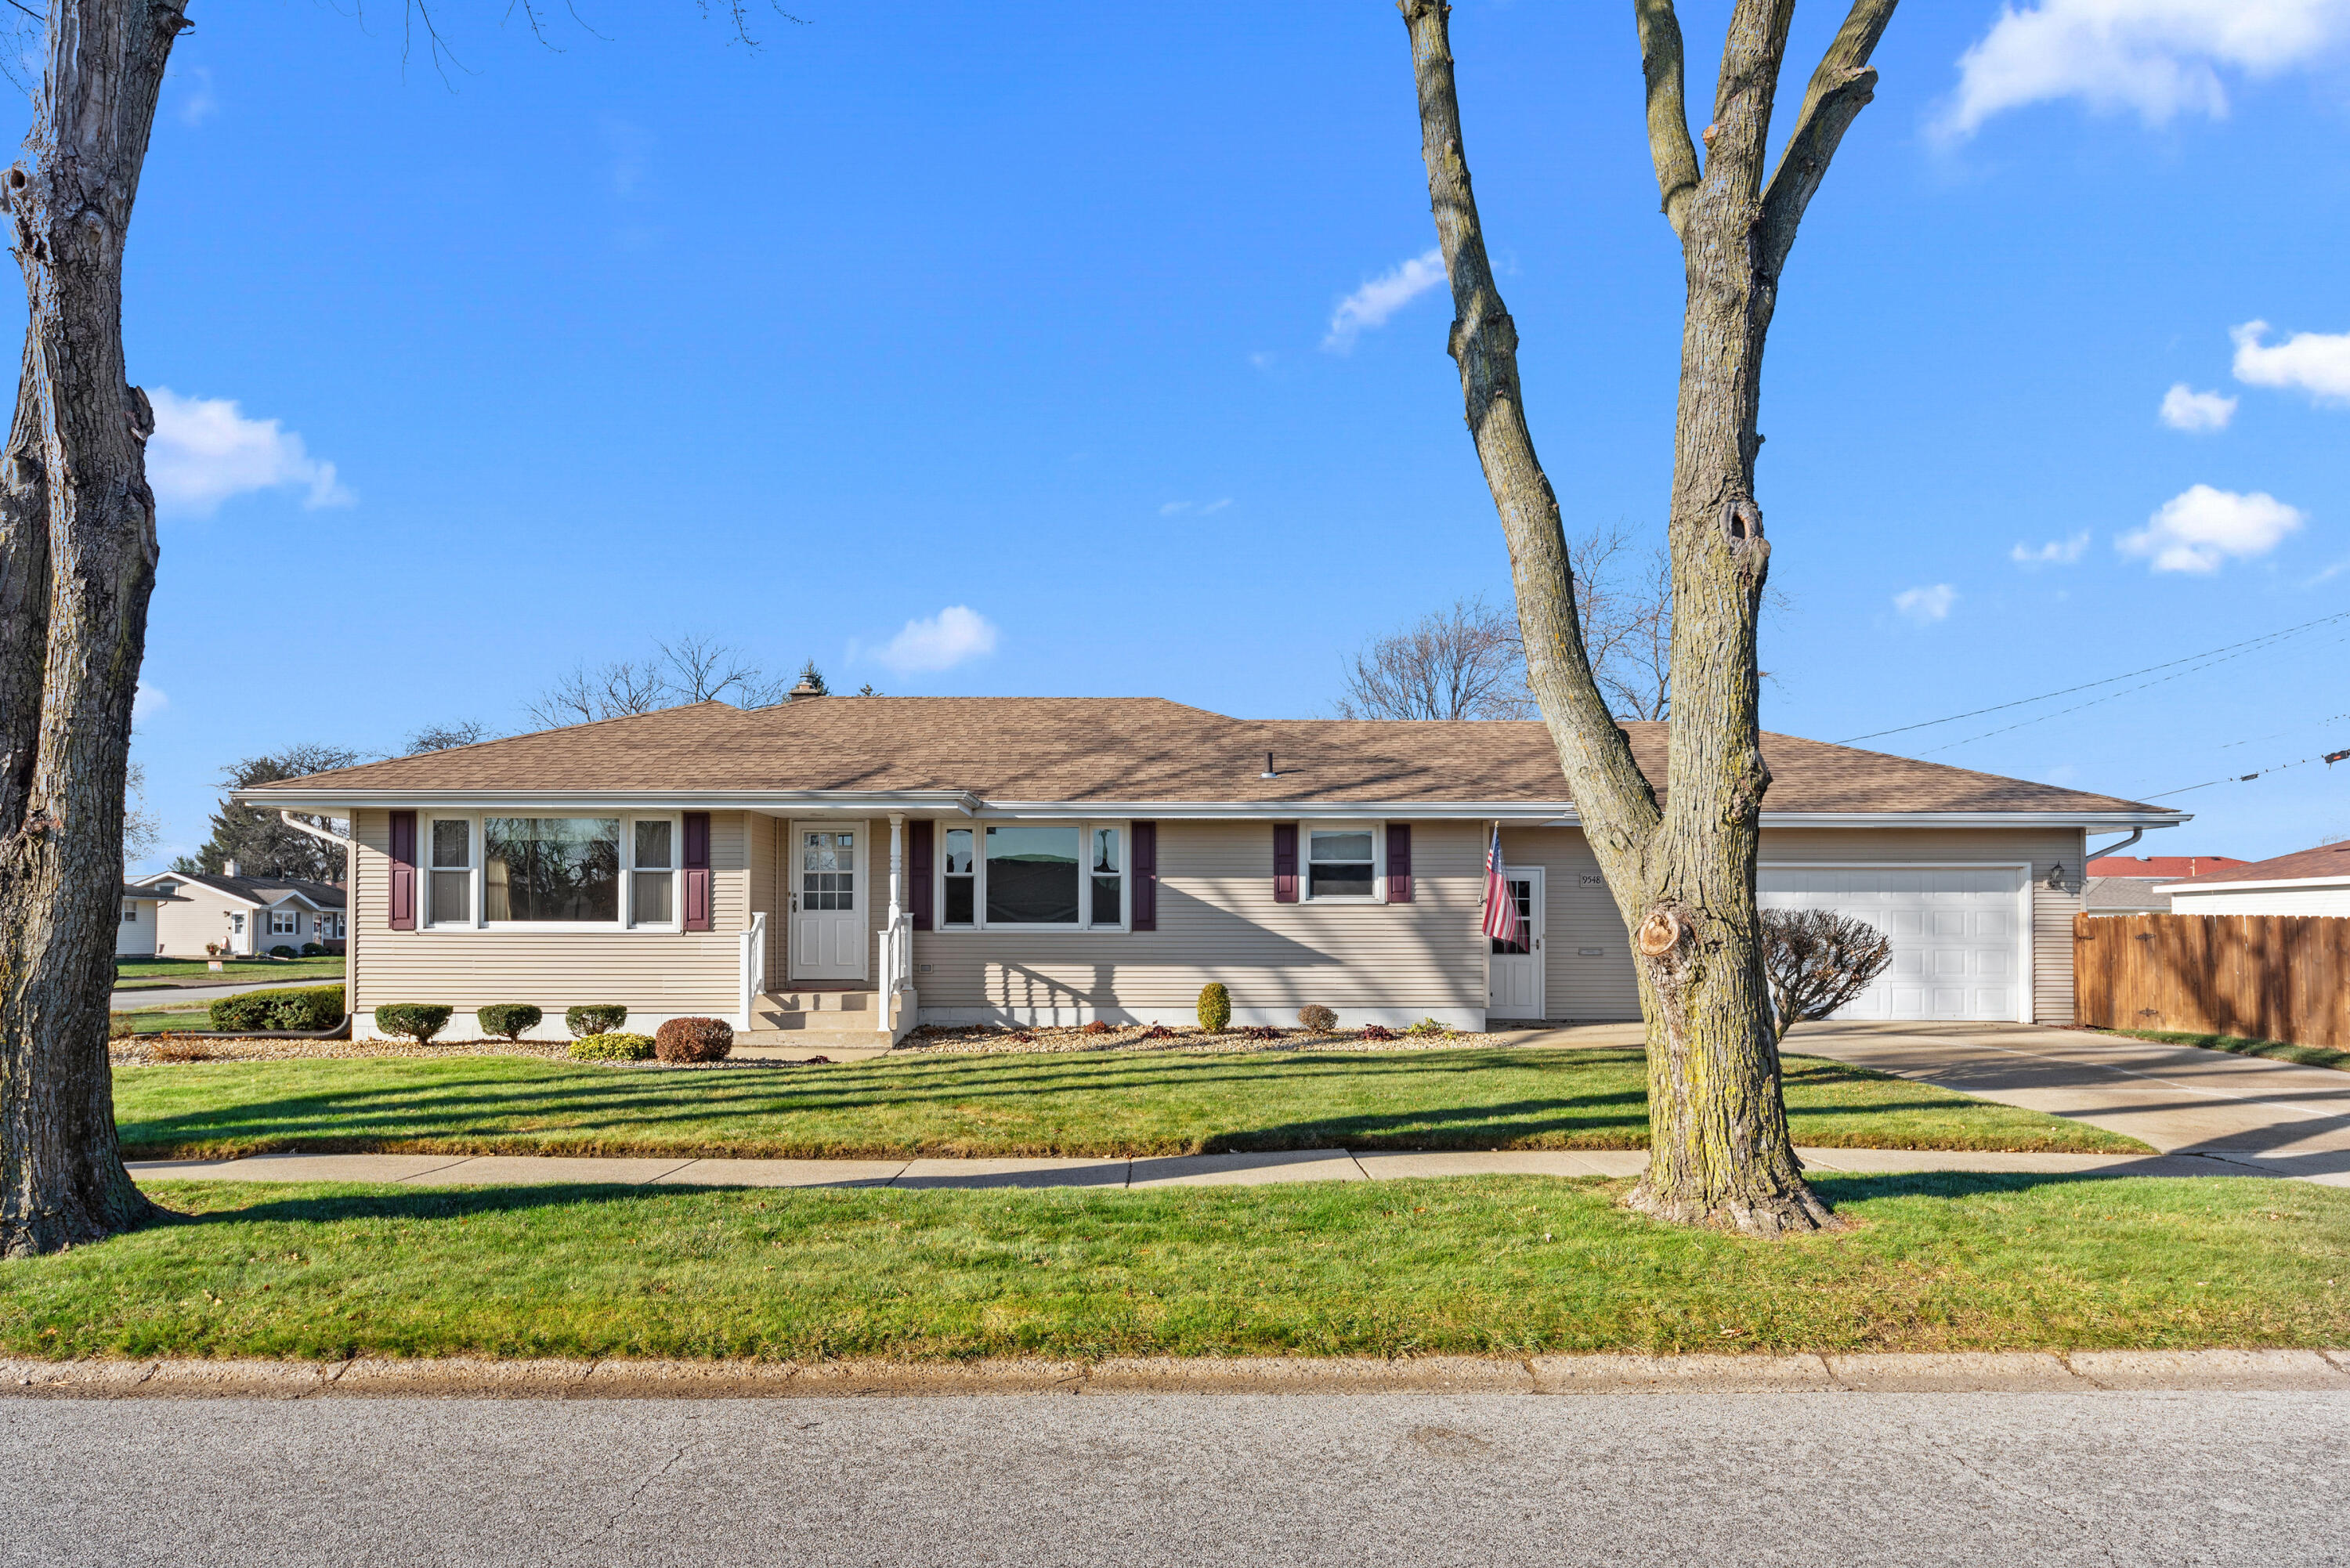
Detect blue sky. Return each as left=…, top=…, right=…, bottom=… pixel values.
left=21, top=1, right=2348, bottom=868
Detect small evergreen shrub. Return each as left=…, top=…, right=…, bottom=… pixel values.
left=1196, top=982, right=1231, bottom=1032
left=374, top=1003, right=454, bottom=1044
left=654, top=1016, right=734, bottom=1063
left=209, top=984, right=346, bottom=1033
left=269, top=945, right=298, bottom=959
left=566, top=1004, right=629, bottom=1039
left=569, top=1031, right=656, bottom=1061
left=299, top=942, right=327, bottom=957
left=1296, top=1005, right=1337, bottom=1033
left=476, top=1003, right=544, bottom=1042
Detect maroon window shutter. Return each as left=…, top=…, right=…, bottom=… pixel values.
left=1272, top=822, right=1299, bottom=904
left=387, top=811, right=416, bottom=930
left=682, top=811, right=713, bottom=931
left=909, top=821, right=935, bottom=930
left=1132, top=822, right=1157, bottom=931
left=1386, top=822, right=1412, bottom=903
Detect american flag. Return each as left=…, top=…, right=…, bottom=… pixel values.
left=1481, top=826, right=1520, bottom=945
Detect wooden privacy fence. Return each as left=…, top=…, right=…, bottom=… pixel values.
left=2074, top=912, right=2350, bottom=1050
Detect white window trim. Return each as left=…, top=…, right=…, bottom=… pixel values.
left=268, top=908, right=300, bottom=936
left=420, top=811, right=686, bottom=934
left=122, top=901, right=139, bottom=923
left=1302, top=820, right=1386, bottom=904
left=935, top=819, right=1130, bottom=933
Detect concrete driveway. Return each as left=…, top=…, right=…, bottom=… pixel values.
left=1501, top=1020, right=2350, bottom=1183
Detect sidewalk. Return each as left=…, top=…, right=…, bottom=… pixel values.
left=127, top=1143, right=2311, bottom=1190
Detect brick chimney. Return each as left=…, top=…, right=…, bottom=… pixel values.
left=223, top=858, right=240, bottom=879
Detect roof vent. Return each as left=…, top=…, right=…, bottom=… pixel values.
left=786, top=680, right=826, bottom=702
left=1260, top=751, right=1278, bottom=780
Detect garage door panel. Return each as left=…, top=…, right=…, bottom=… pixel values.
left=1761, top=864, right=2024, bottom=1023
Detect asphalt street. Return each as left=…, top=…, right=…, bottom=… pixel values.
left=8, top=1390, right=2345, bottom=1566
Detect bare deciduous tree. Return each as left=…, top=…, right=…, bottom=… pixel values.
left=1335, top=595, right=1529, bottom=721
left=121, top=761, right=160, bottom=868
left=526, top=636, right=797, bottom=729
left=0, top=0, right=189, bottom=1255
left=1760, top=909, right=1893, bottom=1042
left=405, top=720, right=488, bottom=753
left=1402, top=0, right=1896, bottom=1233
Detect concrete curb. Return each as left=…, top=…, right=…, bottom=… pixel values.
left=5, top=1349, right=2348, bottom=1400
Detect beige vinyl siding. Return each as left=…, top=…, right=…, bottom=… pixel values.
left=909, top=819, right=1485, bottom=1022
left=349, top=807, right=749, bottom=1017
left=1497, top=824, right=2084, bottom=1024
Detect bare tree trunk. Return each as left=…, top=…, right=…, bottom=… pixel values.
left=0, top=0, right=187, bottom=1257
left=1402, top=0, right=1894, bottom=1234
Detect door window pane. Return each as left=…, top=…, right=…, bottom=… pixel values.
left=1489, top=878, right=1533, bottom=956
left=483, top=818, right=620, bottom=922
left=985, top=825, right=1079, bottom=924
left=801, top=831, right=855, bottom=911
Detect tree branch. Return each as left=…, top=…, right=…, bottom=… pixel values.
left=1401, top=0, right=1662, bottom=877
left=1759, top=0, right=1897, bottom=280
left=1632, top=0, right=1701, bottom=239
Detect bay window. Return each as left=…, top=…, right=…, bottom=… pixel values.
left=1306, top=826, right=1379, bottom=901
left=937, top=820, right=1128, bottom=930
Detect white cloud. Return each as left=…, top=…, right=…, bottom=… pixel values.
left=873, top=605, right=999, bottom=674
left=2231, top=319, right=2350, bottom=402
left=1322, top=248, right=1446, bottom=352
left=1893, top=583, right=1958, bottom=623
left=2159, top=382, right=2237, bottom=430
left=2119, top=482, right=2305, bottom=572
left=133, top=683, right=166, bottom=721
left=1937, top=0, right=2350, bottom=138
left=146, top=389, right=353, bottom=518
left=177, top=65, right=216, bottom=128
left=2012, top=531, right=2091, bottom=565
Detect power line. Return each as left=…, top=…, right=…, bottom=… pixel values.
left=1837, top=609, right=2350, bottom=746
left=2143, top=743, right=2350, bottom=801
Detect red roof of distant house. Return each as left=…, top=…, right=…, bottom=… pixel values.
left=2085, top=855, right=2251, bottom=880
left=2165, top=841, right=2350, bottom=886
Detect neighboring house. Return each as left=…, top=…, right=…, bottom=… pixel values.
left=2085, top=854, right=2250, bottom=880
left=2160, top=840, right=2350, bottom=916
left=2083, top=876, right=2172, bottom=918
left=116, top=883, right=186, bottom=957
left=237, top=698, right=2186, bottom=1044
left=128, top=862, right=349, bottom=956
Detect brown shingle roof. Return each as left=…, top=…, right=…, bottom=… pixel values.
left=248, top=697, right=2168, bottom=816
left=2169, top=840, right=2350, bottom=884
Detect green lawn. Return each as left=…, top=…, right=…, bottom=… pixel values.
left=2095, top=1027, right=2350, bottom=1074
left=114, top=956, right=345, bottom=991
left=111, top=1001, right=214, bottom=1036
left=4, top=1174, right=2341, bottom=1360
left=111, top=1046, right=2145, bottom=1161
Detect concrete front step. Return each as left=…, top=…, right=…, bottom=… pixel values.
left=761, top=988, right=878, bottom=1014
left=733, top=1034, right=895, bottom=1063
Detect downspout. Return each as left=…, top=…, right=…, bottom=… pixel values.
left=2085, top=826, right=2144, bottom=862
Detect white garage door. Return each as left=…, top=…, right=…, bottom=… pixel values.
left=1757, top=866, right=2025, bottom=1023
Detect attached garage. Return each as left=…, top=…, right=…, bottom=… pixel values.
left=1758, top=865, right=2030, bottom=1023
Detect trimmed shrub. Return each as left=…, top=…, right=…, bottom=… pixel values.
left=269, top=944, right=298, bottom=959
left=569, top=1031, right=656, bottom=1062
left=374, top=1003, right=454, bottom=1044
left=1196, top=983, right=1231, bottom=1032
left=565, top=1004, right=629, bottom=1039
left=299, top=942, right=327, bottom=957
left=1296, top=1005, right=1337, bottom=1033
left=654, top=1016, right=734, bottom=1064
left=209, top=984, right=346, bottom=1034
left=476, top=1003, right=544, bottom=1042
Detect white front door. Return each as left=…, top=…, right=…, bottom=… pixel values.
left=1486, top=868, right=1546, bottom=1021
left=790, top=823, right=866, bottom=981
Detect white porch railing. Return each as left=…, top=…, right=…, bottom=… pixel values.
left=879, top=911, right=914, bottom=1036
left=738, top=911, right=768, bottom=1031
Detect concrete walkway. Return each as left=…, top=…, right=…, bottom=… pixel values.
left=126, top=1143, right=2317, bottom=1190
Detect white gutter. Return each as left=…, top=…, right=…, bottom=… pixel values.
left=235, top=788, right=986, bottom=815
